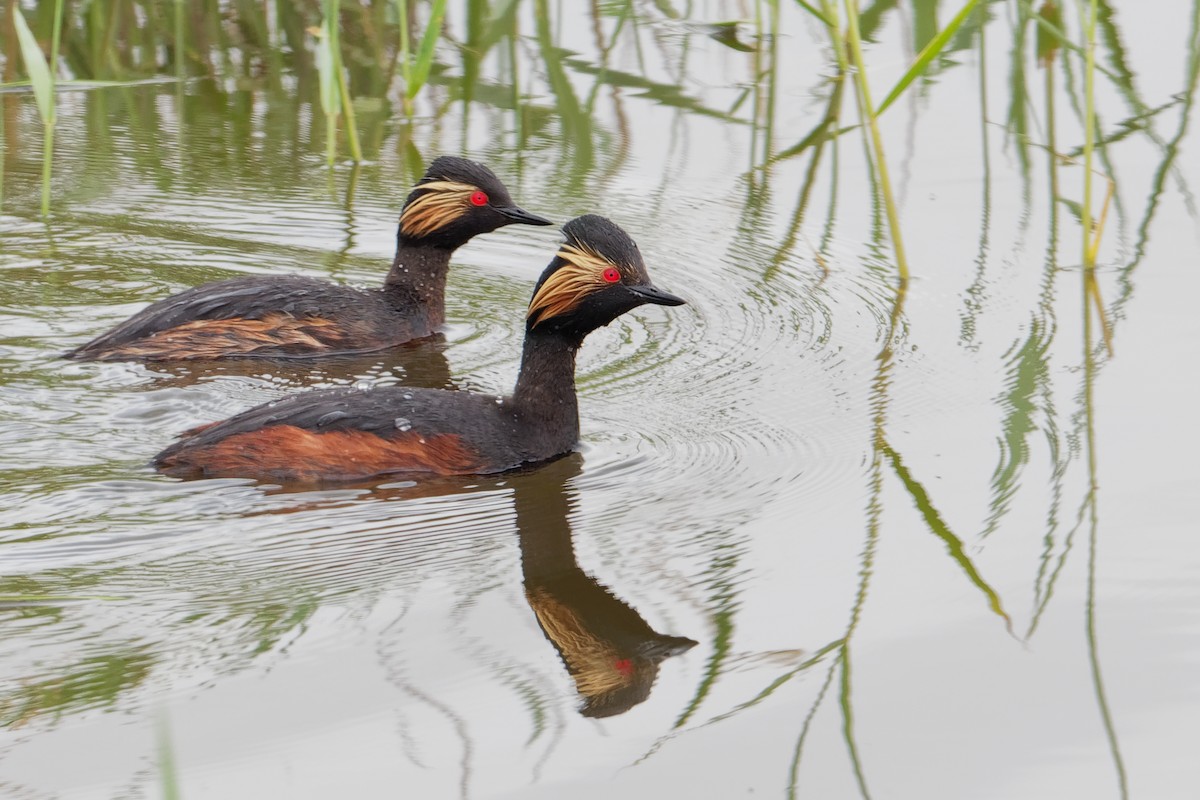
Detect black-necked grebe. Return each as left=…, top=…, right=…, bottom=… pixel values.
left=153, top=215, right=685, bottom=482
left=66, top=156, right=551, bottom=361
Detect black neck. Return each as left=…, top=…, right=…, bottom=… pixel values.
left=511, top=329, right=582, bottom=448
left=383, top=240, right=454, bottom=327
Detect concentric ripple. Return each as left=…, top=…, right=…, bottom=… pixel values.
left=0, top=88, right=896, bottom=757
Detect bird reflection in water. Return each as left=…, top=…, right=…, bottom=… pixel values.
left=129, top=334, right=458, bottom=392
left=513, top=455, right=697, bottom=718
left=235, top=451, right=696, bottom=718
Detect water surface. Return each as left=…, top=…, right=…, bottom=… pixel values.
left=2, top=3, right=1199, bottom=798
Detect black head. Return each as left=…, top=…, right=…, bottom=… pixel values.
left=526, top=215, right=685, bottom=339
left=398, top=156, right=552, bottom=248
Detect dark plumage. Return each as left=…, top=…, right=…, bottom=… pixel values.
left=154, top=215, right=686, bottom=483
left=66, top=156, right=551, bottom=361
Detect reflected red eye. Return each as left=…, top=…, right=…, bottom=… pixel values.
left=602, top=267, right=621, bottom=283
left=470, top=191, right=488, bottom=206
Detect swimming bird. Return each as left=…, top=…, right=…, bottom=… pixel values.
left=65, top=156, right=551, bottom=361
left=153, top=215, right=685, bottom=483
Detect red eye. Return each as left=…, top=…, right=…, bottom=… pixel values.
left=470, top=191, right=488, bottom=206
left=602, top=267, right=621, bottom=283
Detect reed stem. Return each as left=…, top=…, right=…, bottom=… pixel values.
left=44, top=0, right=63, bottom=217
left=397, top=0, right=412, bottom=114
left=328, top=0, right=363, bottom=160
left=1079, top=0, right=1096, bottom=268
left=174, top=0, right=185, bottom=79
left=11, top=3, right=60, bottom=216
left=842, top=0, right=909, bottom=283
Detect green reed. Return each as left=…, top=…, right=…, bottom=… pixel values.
left=874, top=0, right=983, bottom=117
left=316, top=0, right=363, bottom=165
left=397, top=0, right=447, bottom=115
left=11, top=0, right=63, bottom=217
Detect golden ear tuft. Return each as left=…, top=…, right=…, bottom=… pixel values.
left=527, top=244, right=621, bottom=326
left=399, top=180, right=478, bottom=237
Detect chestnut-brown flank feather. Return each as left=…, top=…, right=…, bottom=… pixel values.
left=398, top=180, right=478, bottom=238
left=527, top=243, right=625, bottom=327
left=81, top=313, right=353, bottom=361
left=157, top=426, right=484, bottom=483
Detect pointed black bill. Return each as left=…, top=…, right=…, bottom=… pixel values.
left=628, top=284, right=686, bottom=306
left=496, top=205, right=554, bottom=226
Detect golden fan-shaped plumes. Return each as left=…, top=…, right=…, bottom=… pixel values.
left=399, top=180, right=478, bottom=237
left=527, top=243, right=622, bottom=326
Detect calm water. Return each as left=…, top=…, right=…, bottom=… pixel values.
left=2, top=3, right=1199, bottom=798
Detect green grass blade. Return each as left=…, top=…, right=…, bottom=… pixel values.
left=334, top=60, right=363, bottom=162
left=407, top=0, right=447, bottom=100
left=314, top=17, right=339, bottom=165
left=875, top=0, right=982, bottom=117
left=12, top=7, right=56, bottom=125
left=315, top=19, right=338, bottom=118
left=49, top=0, right=65, bottom=72
left=324, top=0, right=362, bottom=162
left=396, top=0, right=411, bottom=92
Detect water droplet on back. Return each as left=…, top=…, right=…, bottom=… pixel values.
left=317, top=410, right=349, bottom=426
left=394, top=417, right=412, bottom=431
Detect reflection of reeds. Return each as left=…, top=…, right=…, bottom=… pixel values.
left=840, top=0, right=908, bottom=282
left=157, top=711, right=182, bottom=800
left=1077, top=3, right=1127, bottom=792
left=1076, top=0, right=1115, bottom=354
